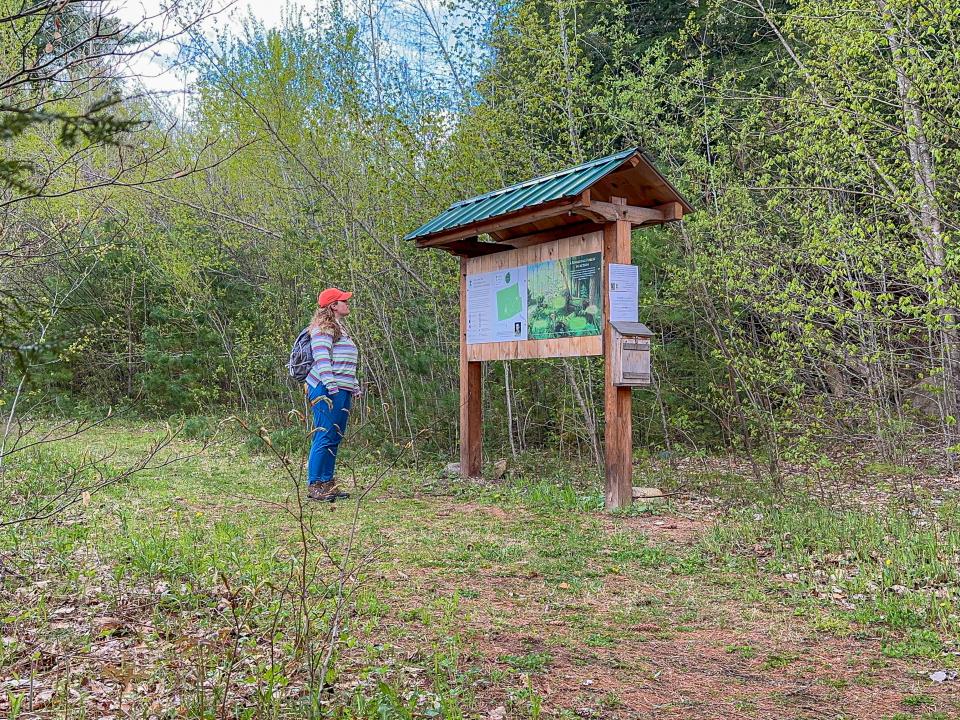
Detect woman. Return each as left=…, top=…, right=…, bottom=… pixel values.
left=304, top=287, right=361, bottom=502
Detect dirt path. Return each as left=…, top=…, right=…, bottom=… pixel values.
left=4, top=430, right=958, bottom=719
left=368, top=502, right=959, bottom=719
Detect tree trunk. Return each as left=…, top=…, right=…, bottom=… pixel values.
left=878, top=0, right=958, bottom=458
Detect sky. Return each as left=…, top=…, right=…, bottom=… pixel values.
left=111, top=0, right=311, bottom=118
left=110, top=0, right=461, bottom=121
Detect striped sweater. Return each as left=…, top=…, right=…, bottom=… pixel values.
left=305, top=327, right=360, bottom=392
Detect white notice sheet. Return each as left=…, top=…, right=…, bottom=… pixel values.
left=466, top=266, right=528, bottom=344
left=608, top=263, right=639, bottom=323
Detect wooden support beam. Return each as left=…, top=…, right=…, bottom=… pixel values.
left=415, top=197, right=680, bottom=252
left=568, top=206, right=612, bottom=224
left=572, top=201, right=665, bottom=225
left=602, top=197, right=633, bottom=511
left=459, top=258, right=482, bottom=478
left=655, top=201, right=684, bottom=221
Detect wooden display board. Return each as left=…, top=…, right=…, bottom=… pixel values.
left=407, top=146, right=694, bottom=511
left=458, top=216, right=634, bottom=510
left=465, top=232, right=603, bottom=362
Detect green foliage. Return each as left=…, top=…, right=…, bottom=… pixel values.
left=7, top=0, right=960, bottom=471
left=0, top=96, right=140, bottom=192
left=0, top=0, right=147, bottom=194
left=498, top=651, right=552, bottom=672
left=702, top=497, right=960, bottom=657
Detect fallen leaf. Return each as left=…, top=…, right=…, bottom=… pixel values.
left=488, top=706, right=506, bottom=720
left=33, top=688, right=57, bottom=708
left=94, top=617, right=123, bottom=634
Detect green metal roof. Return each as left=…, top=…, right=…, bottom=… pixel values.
left=404, top=147, right=639, bottom=242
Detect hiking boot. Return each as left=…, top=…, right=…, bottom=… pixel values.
left=307, top=482, right=338, bottom=502
left=328, top=483, right=351, bottom=500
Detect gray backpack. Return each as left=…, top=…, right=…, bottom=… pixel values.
left=287, top=328, right=313, bottom=382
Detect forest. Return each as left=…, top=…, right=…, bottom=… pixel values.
left=2, top=0, right=959, bottom=717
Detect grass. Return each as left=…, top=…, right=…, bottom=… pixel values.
left=498, top=652, right=553, bottom=672
left=902, top=693, right=936, bottom=707
left=1, top=421, right=959, bottom=718
left=701, top=494, right=960, bottom=660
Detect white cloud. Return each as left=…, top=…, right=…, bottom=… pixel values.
left=109, top=0, right=304, bottom=120
left=108, top=0, right=475, bottom=122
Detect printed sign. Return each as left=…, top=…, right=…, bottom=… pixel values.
left=466, top=252, right=602, bottom=344
left=608, top=263, right=639, bottom=323
left=466, top=267, right=528, bottom=344
left=527, top=252, right=602, bottom=340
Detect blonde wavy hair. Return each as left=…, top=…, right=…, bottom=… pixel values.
left=309, top=303, right=342, bottom=342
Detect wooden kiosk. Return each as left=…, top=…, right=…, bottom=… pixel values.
left=406, top=148, right=691, bottom=510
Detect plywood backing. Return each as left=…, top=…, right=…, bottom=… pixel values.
left=465, top=231, right=603, bottom=362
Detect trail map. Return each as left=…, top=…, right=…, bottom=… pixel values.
left=466, top=267, right=528, bottom=344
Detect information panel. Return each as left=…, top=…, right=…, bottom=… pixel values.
left=464, top=232, right=605, bottom=361
left=527, top=253, right=602, bottom=339
left=467, top=253, right=602, bottom=344
left=608, top=263, right=639, bottom=323
left=466, top=266, right=528, bottom=344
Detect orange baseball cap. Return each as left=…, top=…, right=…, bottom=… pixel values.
left=318, top=287, right=353, bottom=307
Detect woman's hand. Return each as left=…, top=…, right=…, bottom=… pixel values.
left=351, top=386, right=363, bottom=398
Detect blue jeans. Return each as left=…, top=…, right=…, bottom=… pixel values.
left=306, top=383, right=352, bottom=485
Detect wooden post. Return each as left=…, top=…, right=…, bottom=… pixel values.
left=602, top=198, right=633, bottom=510
left=460, top=257, right=482, bottom=477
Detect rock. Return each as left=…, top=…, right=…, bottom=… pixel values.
left=490, top=458, right=508, bottom=480
left=930, top=669, right=958, bottom=683
left=632, top=487, right=664, bottom=499
left=488, top=706, right=507, bottom=720
left=440, top=462, right=461, bottom=478
left=903, top=377, right=944, bottom=418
